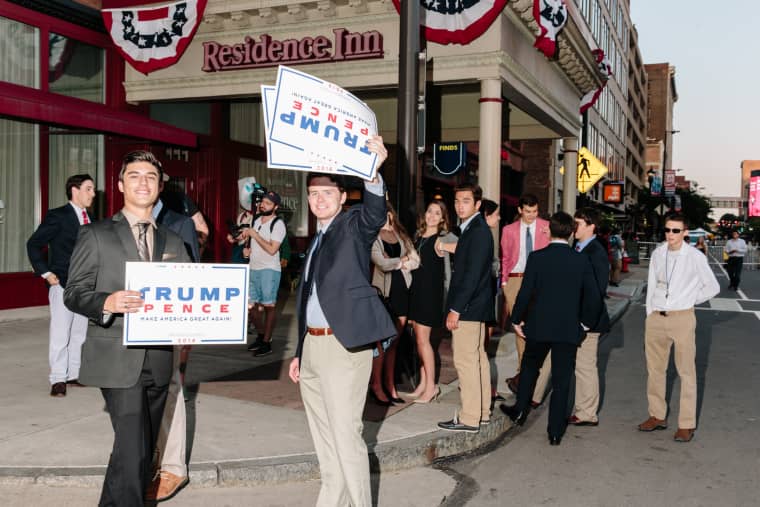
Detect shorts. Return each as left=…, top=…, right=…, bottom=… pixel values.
left=249, top=269, right=281, bottom=305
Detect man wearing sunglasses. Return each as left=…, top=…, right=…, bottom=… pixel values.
left=638, top=213, right=719, bottom=443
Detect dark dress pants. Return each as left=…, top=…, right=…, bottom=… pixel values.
left=727, top=257, right=743, bottom=289
left=99, top=357, right=169, bottom=507
left=516, top=340, right=578, bottom=438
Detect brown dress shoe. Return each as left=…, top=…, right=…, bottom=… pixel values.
left=637, top=416, right=667, bottom=432
left=146, top=471, right=189, bottom=502
left=673, top=428, right=695, bottom=442
left=568, top=415, right=599, bottom=426
left=66, top=379, right=84, bottom=387
left=50, top=382, right=66, bottom=397
left=506, top=374, right=519, bottom=394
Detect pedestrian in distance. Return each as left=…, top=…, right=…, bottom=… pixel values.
left=638, top=213, right=719, bottom=443
left=407, top=200, right=457, bottom=403
left=288, top=135, right=395, bottom=507
left=501, top=211, right=603, bottom=446
left=64, top=150, right=192, bottom=506
left=370, top=202, right=419, bottom=405
left=26, top=173, right=95, bottom=397
left=437, top=183, right=495, bottom=433
left=723, top=229, right=747, bottom=290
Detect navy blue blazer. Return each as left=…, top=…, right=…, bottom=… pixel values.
left=156, top=204, right=200, bottom=262
left=295, top=188, right=396, bottom=359
left=446, top=213, right=495, bottom=323
left=26, top=203, right=82, bottom=288
left=580, top=238, right=611, bottom=333
left=511, top=242, right=602, bottom=345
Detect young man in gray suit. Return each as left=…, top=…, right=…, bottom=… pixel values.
left=288, top=136, right=395, bottom=507
left=64, top=151, right=191, bottom=506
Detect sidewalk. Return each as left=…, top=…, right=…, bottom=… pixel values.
left=0, top=265, right=647, bottom=488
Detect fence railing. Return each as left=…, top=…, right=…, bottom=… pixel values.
left=635, top=241, right=759, bottom=270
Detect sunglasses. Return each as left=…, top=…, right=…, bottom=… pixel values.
left=663, top=228, right=683, bottom=234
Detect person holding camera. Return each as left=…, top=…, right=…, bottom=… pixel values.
left=243, top=190, right=287, bottom=356
left=226, top=207, right=254, bottom=264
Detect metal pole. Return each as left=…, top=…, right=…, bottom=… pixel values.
left=395, top=0, right=419, bottom=234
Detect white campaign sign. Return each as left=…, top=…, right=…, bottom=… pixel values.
left=123, top=262, right=249, bottom=345
left=265, top=65, right=379, bottom=180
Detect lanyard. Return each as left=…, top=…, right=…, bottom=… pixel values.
left=665, top=249, right=679, bottom=299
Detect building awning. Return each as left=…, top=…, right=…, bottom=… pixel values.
left=0, top=81, right=197, bottom=148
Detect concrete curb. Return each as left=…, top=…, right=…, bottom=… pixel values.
left=0, top=413, right=513, bottom=488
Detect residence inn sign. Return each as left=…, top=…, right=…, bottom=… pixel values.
left=202, top=28, right=384, bottom=72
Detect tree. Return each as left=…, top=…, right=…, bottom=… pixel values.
left=717, top=213, right=740, bottom=237
left=675, top=187, right=712, bottom=231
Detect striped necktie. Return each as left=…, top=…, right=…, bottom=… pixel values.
left=136, top=222, right=150, bottom=261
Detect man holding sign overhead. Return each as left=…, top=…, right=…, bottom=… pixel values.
left=64, top=151, right=191, bottom=506
left=289, top=136, right=395, bottom=507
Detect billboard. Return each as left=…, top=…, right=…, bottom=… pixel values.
left=664, top=169, right=676, bottom=196
left=750, top=170, right=760, bottom=217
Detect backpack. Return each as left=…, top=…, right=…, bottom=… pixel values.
left=262, top=215, right=291, bottom=265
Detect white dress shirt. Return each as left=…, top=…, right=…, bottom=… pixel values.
left=513, top=220, right=537, bottom=274
left=646, top=242, right=720, bottom=315
left=724, top=238, right=747, bottom=258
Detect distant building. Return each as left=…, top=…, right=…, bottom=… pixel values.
left=645, top=63, right=678, bottom=179
left=708, top=196, right=742, bottom=221
left=740, top=160, right=760, bottom=218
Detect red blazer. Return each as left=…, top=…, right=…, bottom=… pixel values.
left=500, top=217, right=551, bottom=281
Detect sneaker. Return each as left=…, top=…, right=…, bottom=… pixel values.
left=253, top=342, right=272, bottom=357
left=247, top=335, right=265, bottom=351
left=437, top=414, right=479, bottom=433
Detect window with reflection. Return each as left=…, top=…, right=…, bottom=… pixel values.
left=0, top=16, right=39, bottom=87
left=48, top=32, right=104, bottom=103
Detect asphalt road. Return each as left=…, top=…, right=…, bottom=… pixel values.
left=438, top=267, right=760, bottom=507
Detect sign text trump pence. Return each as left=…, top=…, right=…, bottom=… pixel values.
left=266, top=65, right=379, bottom=180
left=123, top=262, right=249, bottom=345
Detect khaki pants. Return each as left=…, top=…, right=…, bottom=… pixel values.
left=156, top=348, right=187, bottom=477
left=452, top=321, right=491, bottom=427
left=573, top=332, right=600, bottom=422
left=504, top=277, right=551, bottom=403
left=645, top=309, right=697, bottom=429
left=300, top=333, right=373, bottom=507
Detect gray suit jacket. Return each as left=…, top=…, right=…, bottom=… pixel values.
left=64, top=212, right=191, bottom=389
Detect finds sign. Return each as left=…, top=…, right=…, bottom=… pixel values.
left=203, top=28, right=383, bottom=72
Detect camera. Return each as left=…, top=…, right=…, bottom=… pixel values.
left=251, top=182, right=267, bottom=208
left=227, top=220, right=249, bottom=240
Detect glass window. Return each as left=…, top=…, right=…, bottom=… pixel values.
left=150, top=102, right=211, bottom=135
left=0, top=16, right=39, bottom=88
left=239, top=159, right=308, bottom=237
left=0, top=118, right=38, bottom=273
left=230, top=101, right=265, bottom=145
left=48, top=127, right=104, bottom=212
left=48, top=33, right=104, bottom=103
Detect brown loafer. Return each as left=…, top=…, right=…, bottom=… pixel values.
left=673, top=428, right=695, bottom=442
left=50, top=382, right=66, bottom=397
left=568, top=415, right=599, bottom=426
left=637, top=416, right=667, bottom=432
left=146, top=471, right=189, bottom=502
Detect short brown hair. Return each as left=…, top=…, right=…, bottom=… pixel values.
left=454, top=183, right=483, bottom=203
left=119, top=151, right=163, bottom=181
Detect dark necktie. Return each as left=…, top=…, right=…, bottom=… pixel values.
left=81, top=210, right=89, bottom=225
left=575, top=243, right=582, bottom=252
left=300, top=231, right=323, bottom=318
left=136, top=222, right=150, bottom=261
left=526, top=227, right=533, bottom=255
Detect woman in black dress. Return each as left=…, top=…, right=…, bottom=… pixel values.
left=407, top=200, right=457, bottom=403
left=370, top=204, right=419, bottom=404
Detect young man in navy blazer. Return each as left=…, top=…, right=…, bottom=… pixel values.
left=288, top=136, right=396, bottom=507
left=438, top=183, right=495, bottom=433
left=27, top=173, right=95, bottom=397
left=502, top=211, right=602, bottom=445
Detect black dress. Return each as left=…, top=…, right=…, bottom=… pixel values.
left=409, top=235, right=445, bottom=327
left=383, top=241, right=410, bottom=318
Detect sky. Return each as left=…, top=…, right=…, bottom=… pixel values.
left=629, top=1, right=759, bottom=198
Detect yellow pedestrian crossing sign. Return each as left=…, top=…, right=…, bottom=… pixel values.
left=575, top=147, right=608, bottom=193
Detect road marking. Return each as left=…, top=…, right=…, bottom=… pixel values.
left=709, top=298, right=743, bottom=312
left=708, top=253, right=748, bottom=300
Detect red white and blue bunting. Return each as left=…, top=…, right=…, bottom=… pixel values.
left=392, top=0, right=508, bottom=45
left=102, top=0, right=207, bottom=75
left=533, top=0, right=568, bottom=58
left=579, top=49, right=612, bottom=114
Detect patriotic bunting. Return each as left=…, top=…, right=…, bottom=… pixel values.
left=580, top=49, right=612, bottom=114
left=533, top=0, right=568, bottom=58
left=102, top=0, right=207, bottom=75
left=392, top=0, right=508, bottom=45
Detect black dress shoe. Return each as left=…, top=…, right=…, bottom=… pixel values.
left=437, top=418, right=479, bottom=433
left=389, top=397, right=405, bottom=404
left=549, top=435, right=562, bottom=446
left=505, top=374, right=519, bottom=394
left=499, top=404, right=528, bottom=426
left=50, top=382, right=66, bottom=397
left=368, top=390, right=393, bottom=406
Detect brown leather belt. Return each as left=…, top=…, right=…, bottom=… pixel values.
left=508, top=273, right=524, bottom=278
left=307, top=327, right=333, bottom=336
